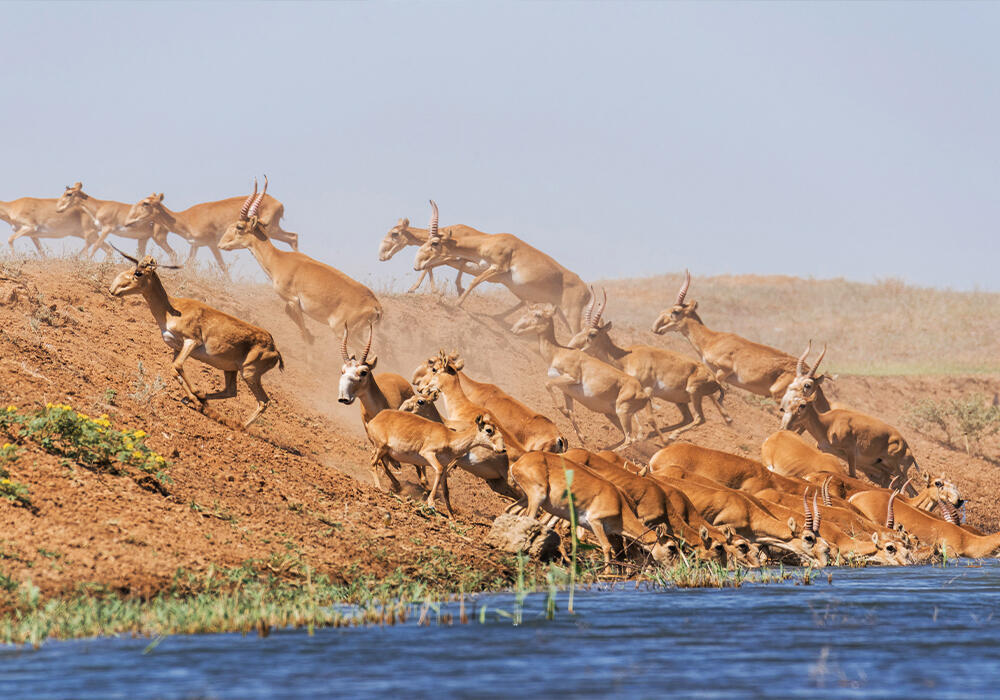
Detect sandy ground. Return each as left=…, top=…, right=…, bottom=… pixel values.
left=1, top=258, right=997, bottom=600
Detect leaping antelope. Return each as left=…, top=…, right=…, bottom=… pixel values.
left=652, top=271, right=832, bottom=408
left=412, top=200, right=592, bottom=332
left=379, top=214, right=485, bottom=294
left=511, top=305, right=662, bottom=449
left=124, top=184, right=298, bottom=274
left=109, top=249, right=283, bottom=428
left=218, top=178, right=382, bottom=350
left=2, top=189, right=101, bottom=256
left=568, top=288, right=731, bottom=439
left=55, top=182, right=178, bottom=261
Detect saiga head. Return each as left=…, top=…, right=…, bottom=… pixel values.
left=124, top=192, right=166, bottom=227
left=651, top=270, right=700, bottom=335
left=55, top=182, right=87, bottom=213
left=338, top=324, right=378, bottom=405
left=219, top=177, right=269, bottom=251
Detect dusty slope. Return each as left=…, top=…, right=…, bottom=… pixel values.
left=0, top=258, right=998, bottom=601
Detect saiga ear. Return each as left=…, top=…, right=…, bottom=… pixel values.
left=367, top=356, right=378, bottom=370
left=871, top=532, right=880, bottom=546
left=688, top=300, right=698, bottom=312
left=787, top=516, right=798, bottom=534
left=601, top=321, right=613, bottom=331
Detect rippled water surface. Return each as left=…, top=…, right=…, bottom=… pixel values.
left=3, top=562, right=1000, bottom=698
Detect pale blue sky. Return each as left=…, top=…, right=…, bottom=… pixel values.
left=2, top=1, right=998, bottom=290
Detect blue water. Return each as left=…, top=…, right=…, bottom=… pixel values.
left=3, top=562, right=1000, bottom=699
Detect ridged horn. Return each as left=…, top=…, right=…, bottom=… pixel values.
left=813, top=491, right=821, bottom=531
left=809, top=344, right=827, bottom=378
left=248, top=174, right=268, bottom=218
left=802, top=489, right=814, bottom=532
left=822, top=475, right=833, bottom=507
left=361, top=323, right=374, bottom=364
left=341, top=324, right=350, bottom=361
left=239, top=179, right=258, bottom=220
left=585, top=286, right=596, bottom=327
left=428, top=200, right=439, bottom=239
left=797, top=340, right=812, bottom=378
left=675, top=269, right=691, bottom=305
left=594, top=288, right=608, bottom=326
left=886, top=490, right=899, bottom=529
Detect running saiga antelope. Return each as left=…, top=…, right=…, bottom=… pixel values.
left=379, top=213, right=485, bottom=294
left=413, top=200, right=592, bottom=332
left=55, top=182, right=178, bottom=261
left=652, top=271, right=832, bottom=407
left=2, top=190, right=100, bottom=255
left=568, top=289, right=731, bottom=438
left=511, top=305, right=661, bottom=449
left=108, top=249, right=283, bottom=428
left=124, top=182, right=298, bottom=273
left=413, top=352, right=567, bottom=452
left=366, top=411, right=506, bottom=514
left=218, top=178, right=382, bottom=349
left=781, top=390, right=919, bottom=495
left=337, top=325, right=415, bottom=423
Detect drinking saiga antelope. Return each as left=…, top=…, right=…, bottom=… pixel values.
left=109, top=248, right=284, bottom=428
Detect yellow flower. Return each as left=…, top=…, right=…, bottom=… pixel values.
left=0, top=478, right=9, bottom=485
left=133, top=430, right=147, bottom=439
left=131, top=451, right=143, bottom=460
left=2, top=443, right=10, bottom=450
left=5, top=406, right=15, bottom=413
left=46, top=403, right=53, bottom=410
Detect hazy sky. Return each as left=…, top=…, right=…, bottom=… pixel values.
left=2, top=1, right=998, bottom=291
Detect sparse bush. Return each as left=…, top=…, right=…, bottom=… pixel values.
left=0, top=439, right=31, bottom=510
left=906, top=394, right=1000, bottom=456
left=129, top=361, right=167, bottom=406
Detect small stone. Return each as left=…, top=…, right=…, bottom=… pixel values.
left=486, top=512, right=561, bottom=562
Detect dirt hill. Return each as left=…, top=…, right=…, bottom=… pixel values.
left=1, top=257, right=998, bottom=600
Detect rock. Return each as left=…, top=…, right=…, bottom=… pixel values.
left=486, top=512, right=561, bottom=562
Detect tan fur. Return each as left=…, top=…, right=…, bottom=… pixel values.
left=850, top=490, right=1000, bottom=558
left=365, top=411, right=506, bottom=514
left=412, top=201, right=591, bottom=332
left=378, top=219, right=485, bottom=294
left=652, top=272, right=832, bottom=407
left=2, top=188, right=100, bottom=255
left=647, top=472, right=832, bottom=566
left=109, top=255, right=283, bottom=428
left=568, top=315, right=731, bottom=439
left=782, top=393, right=918, bottom=493
left=511, top=305, right=661, bottom=449
left=217, top=183, right=381, bottom=348
left=55, top=183, right=177, bottom=261
left=761, top=430, right=847, bottom=479
left=510, top=452, right=678, bottom=567
left=124, top=191, right=297, bottom=273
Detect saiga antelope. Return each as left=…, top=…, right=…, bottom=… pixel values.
left=652, top=271, right=832, bottom=408
left=563, top=448, right=763, bottom=567
left=511, top=305, right=662, bottom=449
left=55, top=182, right=178, bottom=261
left=379, top=214, right=485, bottom=294
left=781, top=391, right=919, bottom=494
left=366, top=411, right=506, bottom=514
left=398, top=389, right=446, bottom=423
left=218, top=178, right=382, bottom=350
left=761, top=430, right=847, bottom=480
left=648, top=472, right=831, bottom=566
left=510, top=451, right=680, bottom=568
left=413, top=352, right=567, bottom=452
left=412, top=200, right=592, bottom=332
left=850, top=489, right=1000, bottom=558
left=124, top=182, right=298, bottom=274
left=567, top=289, right=731, bottom=438
left=2, top=190, right=101, bottom=256
left=109, top=249, right=283, bottom=428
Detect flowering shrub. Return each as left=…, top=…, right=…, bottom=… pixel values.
left=0, top=403, right=168, bottom=484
